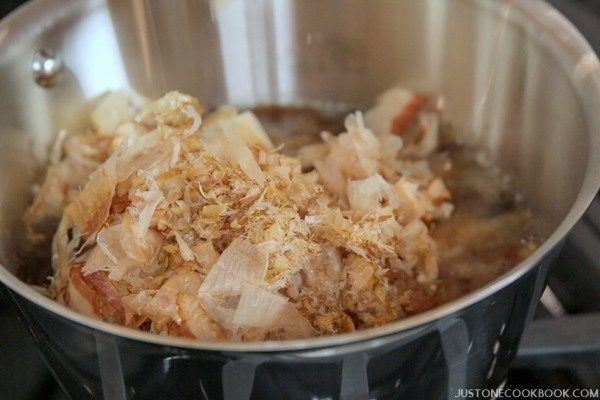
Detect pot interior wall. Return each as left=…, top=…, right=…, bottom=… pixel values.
left=0, top=0, right=596, bottom=276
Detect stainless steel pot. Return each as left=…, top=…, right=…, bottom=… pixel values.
left=0, top=1, right=598, bottom=399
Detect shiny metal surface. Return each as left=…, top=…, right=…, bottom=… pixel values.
left=6, top=255, right=558, bottom=399
left=0, top=0, right=598, bottom=398
left=31, top=48, right=63, bottom=88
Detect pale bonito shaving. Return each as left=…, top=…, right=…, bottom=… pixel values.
left=25, top=87, right=454, bottom=341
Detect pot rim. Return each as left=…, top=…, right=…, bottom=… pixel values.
left=0, top=0, right=598, bottom=353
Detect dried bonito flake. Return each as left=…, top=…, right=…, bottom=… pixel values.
left=199, top=237, right=267, bottom=297
left=365, top=86, right=441, bottom=158
left=64, top=155, right=117, bottom=237
left=35, top=87, right=454, bottom=341
left=91, top=90, right=149, bottom=136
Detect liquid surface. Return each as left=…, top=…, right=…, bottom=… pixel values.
left=254, top=106, right=538, bottom=306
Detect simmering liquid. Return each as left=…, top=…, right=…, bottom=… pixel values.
left=254, top=106, right=538, bottom=307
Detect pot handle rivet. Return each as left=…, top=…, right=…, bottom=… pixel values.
left=31, top=49, right=63, bottom=88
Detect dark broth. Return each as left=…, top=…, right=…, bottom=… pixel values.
left=254, top=106, right=538, bottom=306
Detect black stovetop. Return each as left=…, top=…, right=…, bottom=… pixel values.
left=0, top=1, right=598, bottom=399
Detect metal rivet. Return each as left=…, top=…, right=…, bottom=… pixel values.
left=31, top=49, right=63, bottom=88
